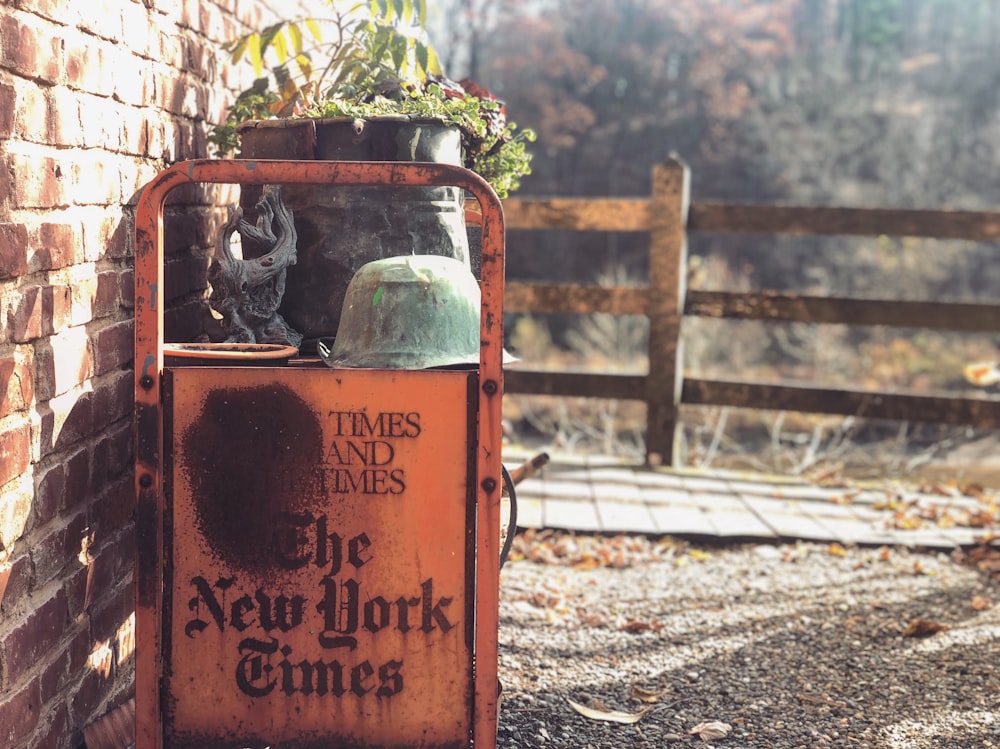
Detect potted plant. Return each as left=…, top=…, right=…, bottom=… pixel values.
left=208, top=1, right=535, bottom=350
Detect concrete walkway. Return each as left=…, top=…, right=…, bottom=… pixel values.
left=503, top=448, right=997, bottom=550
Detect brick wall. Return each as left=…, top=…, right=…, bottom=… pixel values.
left=0, top=2, right=306, bottom=747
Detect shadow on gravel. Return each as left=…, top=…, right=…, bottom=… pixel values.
left=496, top=543, right=1000, bottom=748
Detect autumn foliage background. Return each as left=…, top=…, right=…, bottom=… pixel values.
left=428, top=0, right=1000, bottom=477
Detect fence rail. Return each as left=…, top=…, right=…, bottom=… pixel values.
left=493, top=157, right=1000, bottom=466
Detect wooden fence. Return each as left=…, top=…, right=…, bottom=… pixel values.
left=494, top=157, right=1000, bottom=466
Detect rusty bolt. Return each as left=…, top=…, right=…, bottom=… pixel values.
left=140, top=375, right=154, bottom=390
left=482, top=379, right=498, bottom=395
left=482, top=477, right=497, bottom=492
left=139, top=473, right=154, bottom=488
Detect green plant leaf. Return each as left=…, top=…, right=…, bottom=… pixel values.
left=288, top=22, right=303, bottom=55
left=294, top=53, right=313, bottom=80
left=259, top=22, right=284, bottom=54
left=272, top=29, right=289, bottom=63
left=229, top=35, right=249, bottom=64
left=304, top=18, right=323, bottom=42
left=247, top=33, right=263, bottom=77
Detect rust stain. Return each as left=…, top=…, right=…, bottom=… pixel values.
left=181, top=384, right=323, bottom=572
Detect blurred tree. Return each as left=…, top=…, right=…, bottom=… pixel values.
left=429, top=0, right=1000, bottom=341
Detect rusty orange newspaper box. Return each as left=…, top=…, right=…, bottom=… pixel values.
left=134, top=161, right=505, bottom=749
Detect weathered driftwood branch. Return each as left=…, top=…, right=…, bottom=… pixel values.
left=208, top=185, right=303, bottom=347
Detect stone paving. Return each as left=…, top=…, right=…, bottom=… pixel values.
left=503, top=448, right=998, bottom=549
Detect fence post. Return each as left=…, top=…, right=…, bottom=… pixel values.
left=645, top=156, right=690, bottom=466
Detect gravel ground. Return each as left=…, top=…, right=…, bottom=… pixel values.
left=496, top=533, right=1000, bottom=749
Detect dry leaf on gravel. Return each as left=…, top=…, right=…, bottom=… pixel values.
left=567, top=698, right=653, bottom=724
left=688, top=720, right=733, bottom=741
left=970, top=595, right=992, bottom=611
left=630, top=684, right=667, bottom=703
left=620, top=618, right=662, bottom=634
left=903, top=617, right=950, bottom=638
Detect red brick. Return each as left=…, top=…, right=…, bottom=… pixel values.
left=34, top=223, right=83, bottom=272
left=0, top=421, right=31, bottom=487
left=66, top=612, right=92, bottom=674
left=48, top=87, right=84, bottom=149
left=34, top=461, right=66, bottom=524
left=1, top=589, right=68, bottom=688
left=9, top=152, right=68, bottom=209
left=77, top=1, right=125, bottom=43
left=70, top=276, right=98, bottom=326
left=91, top=319, right=134, bottom=377
left=83, top=542, right=116, bottom=615
left=31, top=509, right=87, bottom=591
left=0, top=222, right=29, bottom=279
left=0, top=477, right=33, bottom=550
left=48, top=284, right=75, bottom=334
left=62, top=565, right=90, bottom=623
left=0, top=16, right=61, bottom=85
left=0, top=82, right=14, bottom=137
left=119, top=269, right=135, bottom=309
left=90, top=476, right=134, bottom=536
left=89, top=579, right=133, bottom=645
left=97, top=213, right=132, bottom=261
left=94, top=271, right=122, bottom=318
left=0, top=351, right=34, bottom=418
left=0, top=553, right=33, bottom=616
left=164, top=299, right=209, bottom=342
left=0, top=156, right=10, bottom=206
left=38, top=641, right=69, bottom=703
left=65, top=43, right=115, bottom=99
left=0, top=677, right=40, bottom=745
left=70, top=153, right=119, bottom=206
left=64, top=446, right=92, bottom=511
left=36, top=388, right=95, bottom=458
left=69, top=668, right=112, bottom=728
left=91, top=422, right=132, bottom=488
left=40, top=327, right=93, bottom=397
left=164, top=252, right=209, bottom=300
left=113, top=525, right=135, bottom=580
left=13, top=80, right=53, bottom=145
left=8, top=285, right=42, bottom=342
left=25, top=701, right=68, bottom=749
left=91, top=370, right=132, bottom=427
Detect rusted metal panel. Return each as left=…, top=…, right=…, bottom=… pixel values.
left=681, top=378, right=1000, bottom=427
left=688, top=203, right=1000, bottom=240
left=686, top=290, right=1000, bottom=332
left=164, top=367, right=475, bottom=749
left=136, top=159, right=506, bottom=749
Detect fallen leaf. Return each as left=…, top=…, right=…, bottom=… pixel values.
left=567, top=698, right=653, bottom=724
left=903, top=618, right=949, bottom=638
left=970, top=596, right=992, bottom=611
left=688, top=720, right=733, bottom=741
left=630, top=685, right=666, bottom=703
left=621, top=619, right=661, bottom=634
left=827, top=543, right=848, bottom=557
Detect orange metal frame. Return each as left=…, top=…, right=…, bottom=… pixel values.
left=134, top=160, right=505, bottom=749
